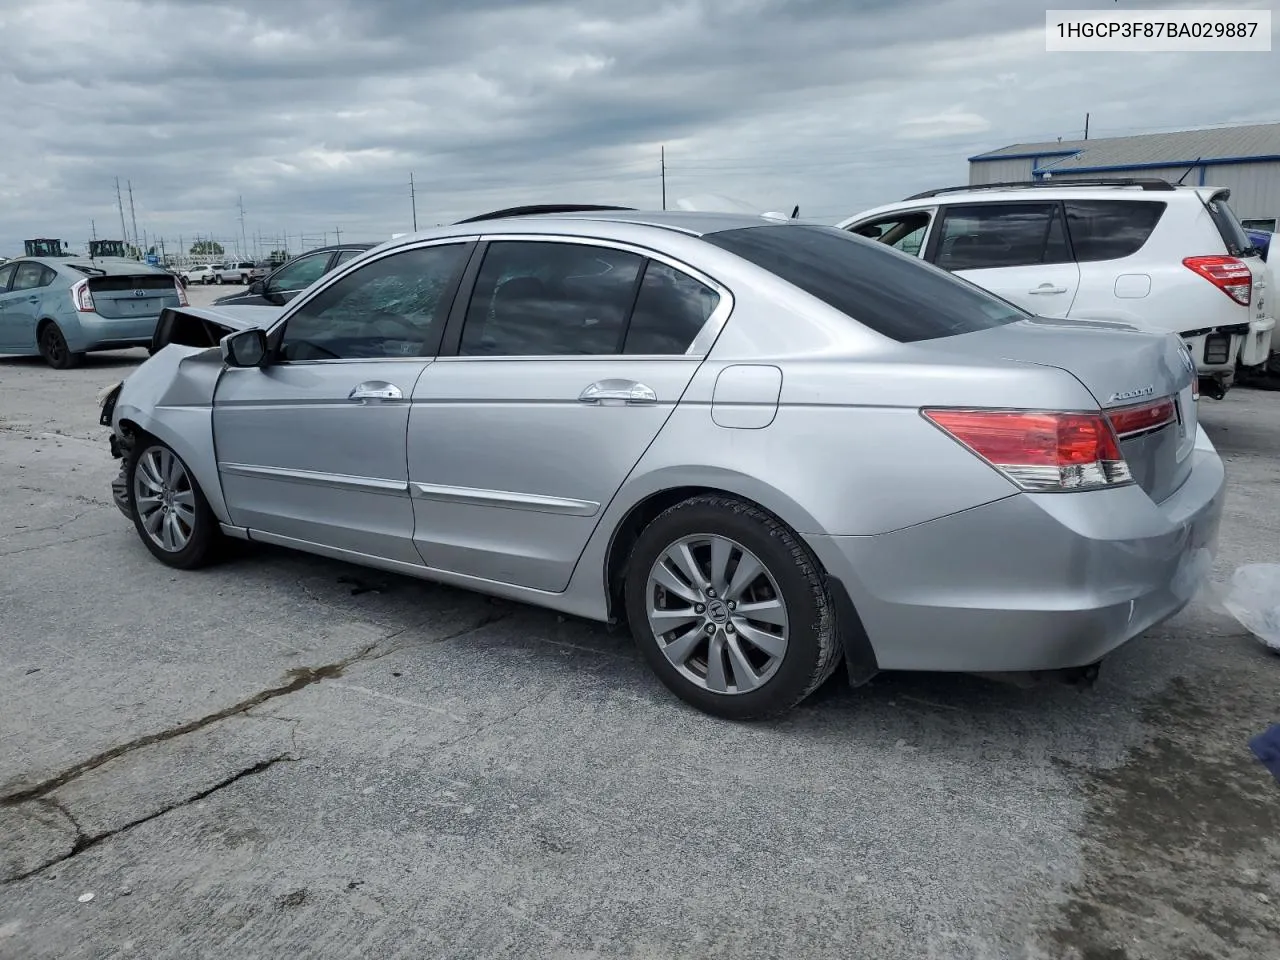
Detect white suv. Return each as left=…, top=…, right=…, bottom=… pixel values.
left=839, top=179, right=1272, bottom=397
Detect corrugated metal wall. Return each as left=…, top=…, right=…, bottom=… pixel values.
left=968, top=158, right=1034, bottom=184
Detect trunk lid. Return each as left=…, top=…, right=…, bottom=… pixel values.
left=922, top=316, right=1198, bottom=503
left=87, top=274, right=182, bottom=319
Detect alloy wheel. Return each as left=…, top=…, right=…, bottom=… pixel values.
left=645, top=534, right=789, bottom=694
left=133, top=446, right=198, bottom=553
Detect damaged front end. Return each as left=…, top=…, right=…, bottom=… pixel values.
left=97, top=380, right=134, bottom=518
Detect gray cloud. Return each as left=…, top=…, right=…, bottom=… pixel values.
left=1, top=0, right=1276, bottom=257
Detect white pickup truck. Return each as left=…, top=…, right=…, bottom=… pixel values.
left=213, top=261, right=266, bottom=285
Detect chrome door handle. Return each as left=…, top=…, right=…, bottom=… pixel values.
left=1028, top=284, right=1068, bottom=295
left=349, top=381, right=403, bottom=402
left=578, top=379, right=657, bottom=405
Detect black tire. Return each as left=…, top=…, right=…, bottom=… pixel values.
left=125, top=438, right=219, bottom=569
left=624, top=494, right=842, bottom=720
left=214, top=274, right=223, bottom=285
left=37, top=322, right=85, bottom=369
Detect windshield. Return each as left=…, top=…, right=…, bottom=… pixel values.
left=703, top=224, right=1027, bottom=343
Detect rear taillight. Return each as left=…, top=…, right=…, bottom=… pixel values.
left=175, top=280, right=189, bottom=306
left=1107, top=396, right=1176, bottom=439
left=1183, top=255, right=1252, bottom=306
left=923, top=409, right=1132, bottom=492
left=71, top=279, right=95, bottom=312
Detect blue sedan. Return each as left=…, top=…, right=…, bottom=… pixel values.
left=0, top=256, right=186, bottom=368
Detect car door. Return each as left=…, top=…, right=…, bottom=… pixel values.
left=2, top=262, right=52, bottom=349
left=407, top=237, right=728, bottom=592
left=846, top=208, right=935, bottom=258
left=212, top=239, right=473, bottom=564
left=259, top=250, right=336, bottom=306
left=926, top=202, right=1081, bottom=317
left=0, top=262, right=19, bottom=349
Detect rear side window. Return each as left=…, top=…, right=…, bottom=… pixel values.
left=0, top=263, right=17, bottom=291
left=1064, top=200, right=1166, bottom=262
left=703, top=225, right=1026, bottom=343
left=934, top=203, right=1071, bottom=270
left=1205, top=195, right=1256, bottom=257
left=624, top=261, right=720, bottom=354
left=12, top=262, right=47, bottom=290
left=459, top=241, right=643, bottom=356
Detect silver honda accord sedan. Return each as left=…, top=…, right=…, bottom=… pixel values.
left=99, top=207, right=1225, bottom=719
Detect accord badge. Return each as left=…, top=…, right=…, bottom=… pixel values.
left=1108, top=385, right=1155, bottom=403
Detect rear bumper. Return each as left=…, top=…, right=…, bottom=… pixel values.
left=1239, top=316, right=1276, bottom=368
left=1182, top=329, right=1244, bottom=377
left=72, top=313, right=163, bottom=352
left=806, top=428, right=1225, bottom=673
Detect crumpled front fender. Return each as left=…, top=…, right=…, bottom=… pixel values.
left=109, top=345, right=233, bottom=525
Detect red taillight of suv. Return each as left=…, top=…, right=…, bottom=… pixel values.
left=71, top=279, right=95, bottom=313
left=923, top=409, right=1132, bottom=492
left=1182, top=255, right=1252, bottom=306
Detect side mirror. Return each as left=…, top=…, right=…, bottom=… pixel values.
left=220, top=328, right=268, bottom=368
left=248, top=280, right=264, bottom=295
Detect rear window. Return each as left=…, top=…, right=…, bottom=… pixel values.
left=1064, top=200, right=1166, bottom=262
left=88, top=274, right=177, bottom=291
left=1205, top=194, right=1256, bottom=257
left=702, top=224, right=1027, bottom=343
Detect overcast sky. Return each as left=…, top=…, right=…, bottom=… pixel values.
left=1, top=0, right=1276, bottom=258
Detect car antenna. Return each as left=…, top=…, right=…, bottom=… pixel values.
left=790, top=205, right=800, bottom=218
left=1175, top=158, right=1202, bottom=185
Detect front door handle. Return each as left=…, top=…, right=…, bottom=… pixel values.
left=1028, top=284, right=1068, bottom=295
left=349, top=381, right=403, bottom=402
left=578, top=379, right=657, bottom=405
left=27, top=296, right=40, bottom=303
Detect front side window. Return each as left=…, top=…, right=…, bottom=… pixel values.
left=459, top=241, right=643, bottom=356
left=266, top=252, right=331, bottom=298
left=850, top=211, right=932, bottom=257
left=333, top=248, right=363, bottom=266
left=703, top=224, right=1026, bottom=343
left=934, top=203, right=1071, bottom=270
left=278, top=243, right=467, bottom=361
left=11, top=262, right=48, bottom=291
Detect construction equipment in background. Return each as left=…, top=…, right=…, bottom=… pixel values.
left=24, top=238, right=70, bottom=257
left=88, top=239, right=130, bottom=259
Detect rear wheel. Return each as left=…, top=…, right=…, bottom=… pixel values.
left=624, top=495, right=841, bottom=719
left=38, top=322, right=84, bottom=369
left=214, top=274, right=223, bottom=284
left=126, top=440, right=219, bottom=569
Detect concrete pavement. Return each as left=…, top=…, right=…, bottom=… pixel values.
left=1, top=328, right=1277, bottom=959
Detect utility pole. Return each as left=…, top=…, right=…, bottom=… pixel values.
left=127, top=181, right=140, bottom=256
left=115, top=178, right=130, bottom=247
left=91, top=219, right=98, bottom=242
left=335, top=225, right=342, bottom=245
left=410, top=172, right=418, bottom=231
left=238, top=195, right=248, bottom=260
left=660, top=146, right=666, bottom=211
left=1084, top=112, right=1090, bottom=140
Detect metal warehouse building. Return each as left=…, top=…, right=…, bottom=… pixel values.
left=969, top=122, right=1280, bottom=232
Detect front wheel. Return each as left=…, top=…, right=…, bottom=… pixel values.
left=126, top=439, right=219, bottom=569
left=624, top=495, right=841, bottom=719
left=214, top=275, right=223, bottom=284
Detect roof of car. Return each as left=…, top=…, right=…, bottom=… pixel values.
left=408, top=210, right=795, bottom=244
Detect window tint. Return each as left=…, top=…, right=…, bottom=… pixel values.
left=703, top=224, right=1026, bottom=343
left=11, top=262, right=47, bottom=291
left=1205, top=195, right=1256, bottom=257
left=0, top=263, right=16, bottom=291
left=623, top=261, right=719, bottom=354
left=268, top=252, right=331, bottom=296
left=935, top=203, right=1070, bottom=270
left=40, top=267, right=57, bottom=286
left=279, top=243, right=466, bottom=361
left=460, top=241, right=643, bottom=356
left=851, top=211, right=931, bottom=257
left=1064, top=200, right=1166, bottom=262
left=333, top=249, right=362, bottom=266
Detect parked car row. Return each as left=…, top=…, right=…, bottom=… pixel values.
left=98, top=201, right=1224, bottom=719
left=840, top=179, right=1273, bottom=398
left=179, top=261, right=271, bottom=286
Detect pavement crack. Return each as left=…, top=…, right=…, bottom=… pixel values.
left=4, top=509, right=92, bottom=538
left=3, top=755, right=296, bottom=886
left=0, top=530, right=115, bottom=557
left=0, top=649, right=372, bottom=807
left=0, top=607, right=508, bottom=807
